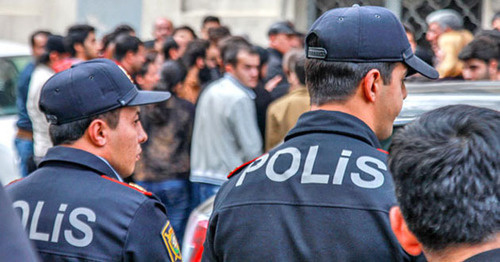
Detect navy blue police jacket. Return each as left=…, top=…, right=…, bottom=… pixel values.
left=0, top=182, right=39, bottom=261
left=6, top=146, right=182, bottom=262
left=203, top=110, right=412, bottom=261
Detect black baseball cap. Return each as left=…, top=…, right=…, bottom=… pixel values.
left=268, top=21, right=298, bottom=36
left=40, top=58, right=171, bottom=125
left=305, top=5, right=438, bottom=79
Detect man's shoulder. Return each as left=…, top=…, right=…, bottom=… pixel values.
left=201, top=77, right=248, bottom=101
left=30, top=65, right=53, bottom=85
left=268, top=91, right=304, bottom=111
left=18, top=62, right=36, bottom=78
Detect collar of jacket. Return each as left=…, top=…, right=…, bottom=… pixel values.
left=39, top=146, right=120, bottom=180
left=285, top=110, right=382, bottom=149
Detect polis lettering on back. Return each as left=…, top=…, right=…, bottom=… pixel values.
left=235, top=145, right=386, bottom=188
left=12, top=200, right=96, bottom=247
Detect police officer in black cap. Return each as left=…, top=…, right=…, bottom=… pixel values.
left=203, top=5, right=438, bottom=261
left=7, top=59, right=182, bottom=261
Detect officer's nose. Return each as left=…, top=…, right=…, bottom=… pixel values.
left=138, top=122, right=148, bottom=144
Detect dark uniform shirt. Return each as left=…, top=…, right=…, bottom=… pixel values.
left=0, top=182, right=39, bottom=261
left=7, top=146, right=182, bottom=262
left=203, top=110, right=411, bottom=261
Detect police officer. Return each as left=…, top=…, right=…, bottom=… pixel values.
left=7, top=59, right=182, bottom=261
left=203, top=5, right=438, bottom=261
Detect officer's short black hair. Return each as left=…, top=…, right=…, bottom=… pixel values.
left=294, top=53, right=306, bottom=86
left=49, top=109, right=121, bottom=146
left=305, top=33, right=395, bottom=105
left=181, top=39, right=209, bottom=68
left=64, top=24, right=95, bottom=57
left=114, top=34, right=143, bottom=61
left=388, top=105, right=500, bottom=252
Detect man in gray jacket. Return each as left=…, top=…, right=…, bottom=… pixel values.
left=190, top=37, right=262, bottom=206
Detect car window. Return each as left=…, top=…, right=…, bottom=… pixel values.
left=0, top=56, right=30, bottom=116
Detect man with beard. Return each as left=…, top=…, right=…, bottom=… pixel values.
left=459, top=36, right=500, bottom=81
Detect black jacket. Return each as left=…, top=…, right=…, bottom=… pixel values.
left=265, top=48, right=289, bottom=100
left=7, top=146, right=181, bottom=262
left=203, top=110, right=411, bottom=261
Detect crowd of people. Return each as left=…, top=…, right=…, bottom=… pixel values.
left=3, top=6, right=499, bottom=261
left=405, top=9, right=500, bottom=81
left=12, top=15, right=311, bottom=244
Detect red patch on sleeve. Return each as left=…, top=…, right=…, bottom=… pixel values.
left=227, top=155, right=262, bottom=179
left=5, top=178, right=24, bottom=187
left=377, top=148, right=389, bottom=154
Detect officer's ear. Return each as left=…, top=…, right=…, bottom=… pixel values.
left=87, top=119, right=109, bottom=147
left=389, top=206, right=424, bottom=256
left=361, top=69, right=382, bottom=103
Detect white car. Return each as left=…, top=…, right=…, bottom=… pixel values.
left=0, top=40, right=31, bottom=185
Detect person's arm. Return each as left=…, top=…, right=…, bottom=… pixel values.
left=201, top=210, right=219, bottom=262
left=123, top=199, right=181, bottom=262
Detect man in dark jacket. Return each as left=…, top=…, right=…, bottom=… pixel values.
left=265, top=21, right=297, bottom=100
left=203, top=5, right=438, bottom=261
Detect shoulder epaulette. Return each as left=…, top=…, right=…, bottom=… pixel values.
left=227, top=155, right=262, bottom=179
left=5, top=178, right=24, bottom=187
left=100, top=175, right=152, bottom=196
